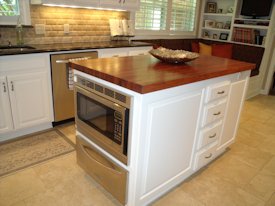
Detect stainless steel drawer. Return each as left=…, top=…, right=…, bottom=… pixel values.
left=76, top=136, right=127, bottom=204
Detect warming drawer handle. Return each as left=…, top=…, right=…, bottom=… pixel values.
left=81, top=144, right=123, bottom=175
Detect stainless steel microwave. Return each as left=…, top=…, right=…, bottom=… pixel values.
left=74, top=76, right=131, bottom=164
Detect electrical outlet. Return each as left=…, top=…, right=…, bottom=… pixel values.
left=64, top=24, right=70, bottom=34
left=35, top=24, right=45, bottom=35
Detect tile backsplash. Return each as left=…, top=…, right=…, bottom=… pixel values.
left=0, top=5, right=129, bottom=45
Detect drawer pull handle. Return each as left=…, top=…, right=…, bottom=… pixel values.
left=205, top=153, right=213, bottom=159
left=213, top=111, right=221, bottom=116
left=217, top=91, right=225, bottom=94
left=209, top=133, right=216, bottom=138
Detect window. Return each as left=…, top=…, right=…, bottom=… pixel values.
left=0, top=0, right=31, bottom=25
left=135, top=0, right=198, bottom=35
left=0, top=0, right=19, bottom=16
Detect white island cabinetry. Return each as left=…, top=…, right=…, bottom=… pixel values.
left=0, top=53, right=54, bottom=141
left=74, top=68, right=250, bottom=206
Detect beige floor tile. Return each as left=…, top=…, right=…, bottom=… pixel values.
left=0, top=169, right=45, bottom=206
left=56, top=122, right=76, bottom=144
left=23, top=173, right=118, bottom=206
left=228, top=142, right=273, bottom=169
left=266, top=192, right=275, bottom=206
left=33, top=152, right=85, bottom=189
left=235, top=127, right=268, bottom=148
left=262, top=156, right=275, bottom=175
left=180, top=174, right=264, bottom=206
left=258, top=137, right=275, bottom=156
left=152, top=187, right=205, bottom=206
left=244, top=172, right=275, bottom=201
left=9, top=201, right=26, bottom=206
left=205, top=155, right=259, bottom=188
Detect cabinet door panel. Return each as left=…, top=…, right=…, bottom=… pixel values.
left=8, top=72, right=51, bottom=129
left=143, top=92, right=202, bottom=193
left=218, top=79, right=247, bottom=150
left=0, top=76, right=13, bottom=134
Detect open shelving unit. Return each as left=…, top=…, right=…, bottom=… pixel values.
left=198, top=0, right=274, bottom=48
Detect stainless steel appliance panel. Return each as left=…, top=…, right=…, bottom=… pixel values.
left=76, top=136, right=127, bottom=204
left=51, top=52, right=98, bottom=122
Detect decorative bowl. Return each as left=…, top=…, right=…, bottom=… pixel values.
left=149, top=47, right=199, bottom=64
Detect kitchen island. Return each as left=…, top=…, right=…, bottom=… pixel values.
left=70, top=55, right=254, bottom=206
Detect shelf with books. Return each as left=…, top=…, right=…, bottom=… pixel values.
left=202, top=27, right=231, bottom=32
left=231, top=27, right=267, bottom=47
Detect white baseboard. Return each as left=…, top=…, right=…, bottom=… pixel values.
left=0, top=123, right=53, bottom=142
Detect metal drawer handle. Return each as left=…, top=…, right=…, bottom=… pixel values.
left=217, top=91, right=225, bottom=94
left=205, top=153, right=213, bottom=159
left=213, top=111, right=221, bottom=116
left=209, top=133, right=217, bottom=138
left=2, top=82, right=6, bottom=92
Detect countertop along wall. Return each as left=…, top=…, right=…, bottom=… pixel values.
left=0, top=5, right=129, bottom=45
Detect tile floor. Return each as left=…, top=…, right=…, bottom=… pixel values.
left=0, top=94, right=274, bottom=206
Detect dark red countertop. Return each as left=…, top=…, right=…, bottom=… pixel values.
left=69, top=54, right=255, bottom=94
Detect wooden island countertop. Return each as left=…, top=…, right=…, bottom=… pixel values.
left=69, top=54, right=255, bottom=94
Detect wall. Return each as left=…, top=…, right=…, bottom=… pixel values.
left=0, top=5, right=129, bottom=45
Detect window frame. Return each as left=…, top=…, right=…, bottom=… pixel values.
left=0, top=0, right=31, bottom=25
left=132, top=0, right=201, bottom=38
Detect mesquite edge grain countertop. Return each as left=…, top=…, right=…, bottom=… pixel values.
left=69, top=55, right=255, bottom=94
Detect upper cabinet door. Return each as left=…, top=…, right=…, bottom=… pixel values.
left=7, top=72, right=51, bottom=130
left=0, top=76, right=13, bottom=134
left=31, top=0, right=99, bottom=7
left=100, top=0, right=139, bottom=11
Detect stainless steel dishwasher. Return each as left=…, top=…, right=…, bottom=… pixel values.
left=51, top=51, right=98, bottom=123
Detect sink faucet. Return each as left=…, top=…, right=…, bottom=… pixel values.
left=7, top=40, right=12, bottom=47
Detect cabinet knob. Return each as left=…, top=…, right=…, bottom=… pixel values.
left=2, top=82, right=6, bottom=92
left=209, top=133, right=216, bottom=138
left=217, top=91, right=225, bottom=94
left=213, top=111, right=221, bottom=116
left=10, top=81, right=14, bottom=91
left=205, top=153, right=213, bottom=159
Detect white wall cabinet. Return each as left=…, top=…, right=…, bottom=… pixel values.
left=31, top=0, right=139, bottom=11
left=0, top=53, right=53, bottom=141
left=100, top=0, right=139, bottom=11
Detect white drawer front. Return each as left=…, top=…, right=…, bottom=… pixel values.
left=206, top=82, right=230, bottom=103
left=198, top=122, right=222, bottom=150
left=202, top=100, right=227, bottom=126
left=195, top=143, right=217, bottom=170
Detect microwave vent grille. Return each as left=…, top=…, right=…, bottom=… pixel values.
left=105, top=88, right=115, bottom=98
left=115, top=93, right=126, bottom=103
left=95, top=84, right=104, bottom=93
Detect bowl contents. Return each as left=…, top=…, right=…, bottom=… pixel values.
left=149, top=47, right=199, bottom=64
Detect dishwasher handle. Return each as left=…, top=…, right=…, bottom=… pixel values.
left=55, top=56, right=94, bottom=64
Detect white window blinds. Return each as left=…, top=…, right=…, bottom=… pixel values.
left=170, top=0, right=197, bottom=31
left=0, top=0, right=19, bottom=16
left=135, top=0, right=197, bottom=33
left=135, top=0, right=168, bottom=30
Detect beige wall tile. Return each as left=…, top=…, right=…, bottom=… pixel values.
left=0, top=5, right=129, bottom=45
